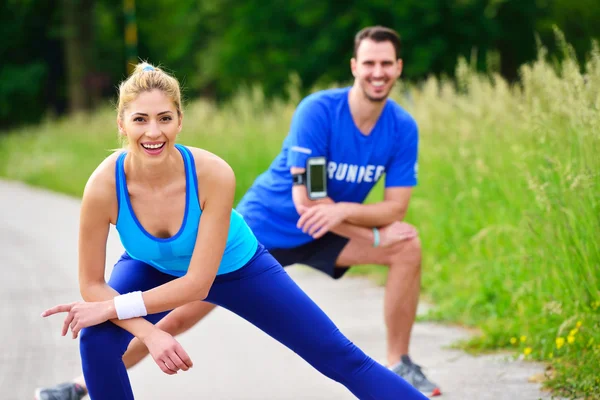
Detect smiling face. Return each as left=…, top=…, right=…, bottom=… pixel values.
left=351, top=39, right=403, bottom=103
left=118, top=89, right=182, bottom=159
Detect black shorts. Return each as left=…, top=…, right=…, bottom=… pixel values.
left=268, top=233, right=351, bottom=279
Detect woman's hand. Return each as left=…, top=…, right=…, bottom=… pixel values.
left=142, top=329, right=193, bottom=375
left=41, top=300, right=114, bottom=338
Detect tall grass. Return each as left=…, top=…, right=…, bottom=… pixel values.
left=1, top=34, right=598, bottom=398
left=403, top=31, right=600, bottom=398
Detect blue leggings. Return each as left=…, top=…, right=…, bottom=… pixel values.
left=80, top=244, right=426, bottom=400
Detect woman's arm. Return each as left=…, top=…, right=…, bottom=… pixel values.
left=43, top=153, right=233, bottom=339
left=124, top=155, right=235, bottom=314
left=42, top=156, right=194, bottom=374
left=75, top=174, right=161, bottom=341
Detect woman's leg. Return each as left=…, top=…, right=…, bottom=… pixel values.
left=79, top=254, right=176, bottom=400
left=205, top=248, right=427, bottom=400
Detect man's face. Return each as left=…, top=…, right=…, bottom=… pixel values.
left=351, top=39, right=403, bottom=102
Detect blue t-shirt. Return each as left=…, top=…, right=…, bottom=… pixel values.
left=236, top=87, right=419, bottom=249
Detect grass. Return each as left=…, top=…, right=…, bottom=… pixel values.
left=2, top=34, right=599, bottom=398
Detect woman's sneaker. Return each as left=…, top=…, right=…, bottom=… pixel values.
left=34, top=382, right=86, bottom=400
left=390, top=356, right=442, bottom=397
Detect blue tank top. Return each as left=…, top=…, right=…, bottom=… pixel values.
left=115, top=144, right=258, bottom=277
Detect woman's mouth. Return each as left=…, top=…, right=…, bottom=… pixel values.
left=141, top=142, right=166, bottom=155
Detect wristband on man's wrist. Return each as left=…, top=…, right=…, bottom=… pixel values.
left=372, top=227, right=380, bottom=248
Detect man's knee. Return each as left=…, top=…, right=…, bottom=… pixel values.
left=387, top=236, right=422, bottom=267
left=403, top=236, right=422, bottom=258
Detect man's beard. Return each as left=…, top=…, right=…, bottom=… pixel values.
left=360, top=80, right=394, bottom=103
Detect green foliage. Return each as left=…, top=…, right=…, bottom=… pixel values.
left=4, top=0, right=600, bottom=129
left=0, top=64, right=47, bottom=126
left=541, top=0, right=600, bottom=65
left=194, top=0, right=535, bottom=98
left=0, top=0, right=58, bottom=128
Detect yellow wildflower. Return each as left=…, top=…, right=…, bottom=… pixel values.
left=569, top=328, right=578, bottom=336
left=520, top=335, right=527, bottom=343
left=524, top=347, right=532, bottom=356
left=567, top=335, right=575, bottom=344
left=510, top=337, right=517, bottom=345
left=548, top=352, right=553, bottom=359
left=576, top=321, right=582, bottom=328
left=556, top=337, right=565, bottom=349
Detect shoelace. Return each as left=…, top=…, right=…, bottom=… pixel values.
left=407, top=363, right=428, bottom=384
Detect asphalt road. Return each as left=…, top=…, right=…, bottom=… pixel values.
left=0, top=179, right=557, bottom=399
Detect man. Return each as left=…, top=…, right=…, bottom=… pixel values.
left=36, top=25, right=440, bottom=399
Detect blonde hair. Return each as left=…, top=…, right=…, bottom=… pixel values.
left=117, top=62, right=183, bottom=120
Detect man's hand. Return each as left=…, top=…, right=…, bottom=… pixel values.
left=379, top=221, right=418, bottom=247
left=297, top=203, right=348, bottom=239
left=142, top=329, right=193, bottom=375
left=41, top=300, right=115, bottom=339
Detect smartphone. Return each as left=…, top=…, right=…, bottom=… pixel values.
left=306, top=156, right=327, bottom=200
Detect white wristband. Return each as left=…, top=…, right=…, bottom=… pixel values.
left=114, top=291, right=148, bottom=320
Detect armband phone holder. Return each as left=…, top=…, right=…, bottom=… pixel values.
left=292, top=172, right=306, bottom=186
left=306, top=156, right=327, bottom=200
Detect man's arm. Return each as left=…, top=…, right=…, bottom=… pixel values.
left=291, top=167, right=375, bottom=244
left=339, top=187, right=413, bottom=227
left=292, top=164, right=412, bottom=227
left=336, top=115, right=418, bottom=227
left=302, top=115, right=418, bottom=229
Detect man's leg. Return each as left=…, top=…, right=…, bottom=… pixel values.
left=334, top=234, right=440, bottom=396
left=271, top=230, right=422, bottom=366
left=335, top=236, right=422, bottom=366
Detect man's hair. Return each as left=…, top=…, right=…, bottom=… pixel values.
left=353, top=26, right=401, bottom=59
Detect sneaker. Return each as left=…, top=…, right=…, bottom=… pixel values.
left=390, top=358, right=441, bottom=397
left=34, top=382, right=86, bottom=400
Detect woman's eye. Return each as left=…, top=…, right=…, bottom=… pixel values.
left=161, top=116, right=172, bottom=122
left=133, top=117, right=144, bottom=122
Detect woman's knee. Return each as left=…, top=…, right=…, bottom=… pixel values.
left=320, top=344, right=373, bottom=383
left=80, top=322, right=130, bottom=358
left=304, top=329, right=370, bottom=372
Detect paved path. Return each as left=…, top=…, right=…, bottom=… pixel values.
left=1, top=180, right=556, bottom=399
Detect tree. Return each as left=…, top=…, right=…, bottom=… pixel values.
left=61, top=0, right=95, bottom=113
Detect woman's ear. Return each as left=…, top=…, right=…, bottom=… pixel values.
left=117, top=117, right=126, bottom=135
left=177, top=113, right=183, bottom=134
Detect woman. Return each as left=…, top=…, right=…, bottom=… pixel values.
left=41, top=62, right=427, bottom=400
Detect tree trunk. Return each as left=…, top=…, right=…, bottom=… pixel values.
left=62, top=0, right=94, bottom=113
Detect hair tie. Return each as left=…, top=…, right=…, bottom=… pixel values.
left=142, top=65, right=155, bottom=72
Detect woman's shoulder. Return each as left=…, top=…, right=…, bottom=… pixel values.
left=182, top=145, right=235, bottom=203
left=81, top=150, right=122, bottom=204
left=182, top=145, right=233, bottom=177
